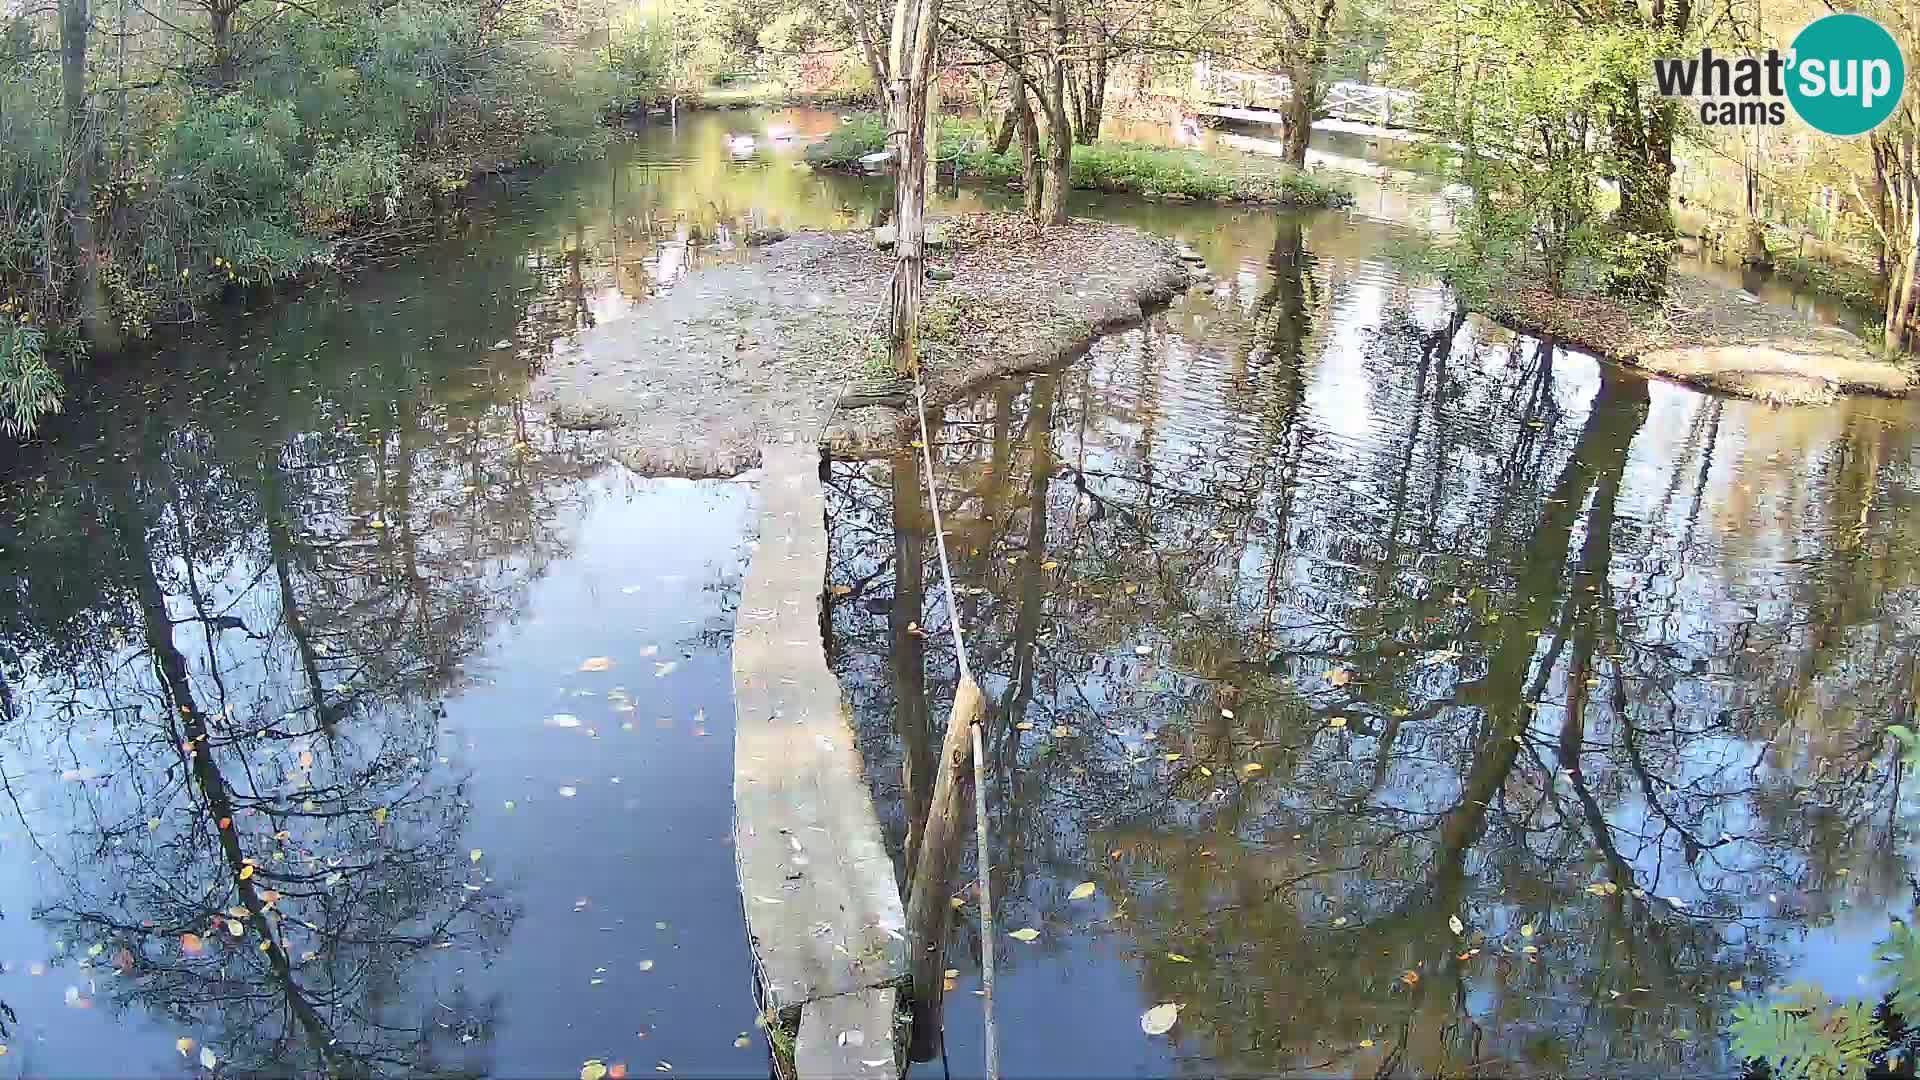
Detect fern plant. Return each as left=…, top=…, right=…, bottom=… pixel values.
left=1731, top=986, right=1887, bottom=1080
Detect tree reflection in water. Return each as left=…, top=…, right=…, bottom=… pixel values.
left=826, top=212, right=1920, bottom=1076
left=0, top=323, right=603, bottom=1073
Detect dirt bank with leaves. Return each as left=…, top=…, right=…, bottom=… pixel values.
left=1480, top=272, right=1917, bottom=405
left=532, top=214, right=1189, bottom=476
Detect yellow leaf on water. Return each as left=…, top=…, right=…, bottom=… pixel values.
left=1332, top=916, right=1348, bottom=927
left=1016, top=721, right=1033, bottom=730
left=1042, top=561, right=1059, bottom=570
left=1069, top=882, right=1096, bottom=901
left=1140, top=1003, right=1181, bottom=1036
left=1360, top=1039, right=1375, bottom=1049
left=1729, top=980, right=1744, bottom=992
left=470, top=849, right=483, bottom=863
left=1167, top=952, right=1192, bottom=963
left=944, top=969, right=960, bottom=979
left=579, top=657, right=614, bottom=672
left=582, top=1061, right=609, bottom=1080
left=1449, top=915, right=1464, bottom=936
left=1052, top=726, right=1072, bottom=737
left=176, top=1038, right=195, bottom=1057
left=1241, top=763, right=1263, bottom=775
left=1326, top=668, right=1352, bottom=687
left=1328, top=716, right=1348, bottom=729
left=238, top=866, right=254, bottom=881
left=1008, top=928, right=1040, bottom=942
left=1521, top=924, right=1535, bottom=938
left=1163, top=753, right=1182, bottom=762
left=227, top=920, right=243, bottom=938
left=371, top=807, right=388, bottom=826
left=148, top=818, right=162, bottom=832
left=88, top=943, right=104, bottom=957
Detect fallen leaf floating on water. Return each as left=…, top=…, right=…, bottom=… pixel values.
left=470, top=849, right=483, bottom=863
left=181, top=933, right=204, bottom=956
left=654, top=662, right=677, bottom=678
left=609, top=1066, right=628, bottom=1079
left=546, top=714, right=582, bottom=729
left=1400, top=970, right=1420, bottom=987
left=176, top=1038, right=195, bottom=1057
left=200, top=1046, right=217, bottom=1069
left=226, top=920, right=244, bottom=938
left=1008, top=928, right=1041, bottom=942
left=1140, top=1003, right=1181, bottom=1036
left=1241, top=762, right=1263, bottom=775
left=734, top=1036, right=752, bottom=1049
left=371, top=807, right=388, bottom=826
left=1449, top=915, right=1465, bottom=936
left=558, top=786, right=578, bottom=798
left=1521, top=923, right=1535, bottom=938
left=1730, top=980, right=1744, bottom=992
left=1332, top=917, right=1348, bottom=927
left=1134, top=645, right=1153, bottom=656
left=582, top=1061, right=609, bottom=1080
left=1052, top=725, right=1072, bottom=738
left=579, top=657, right=613, bottom=672
left=1068, top=882, right=1096, bottom=901
left=239, top=866, right=254, bottom=881
left=1328, top=716, right=1348, bottom=729
left=1326, top=668, right=1352, bottom=687
left=1360, top=1039, right=1375, bottom=1049
left=1167, top=952, right=1193, bottom=963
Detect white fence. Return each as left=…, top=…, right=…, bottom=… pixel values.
left=1191, top=62, right=1418, bottom=130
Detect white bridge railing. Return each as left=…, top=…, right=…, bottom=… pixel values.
left=1191, top=62, right=1419, bottom=130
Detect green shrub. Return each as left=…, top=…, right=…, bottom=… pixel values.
left=298, top=136, right=409, bottom=234
left=805, top=111, right=890, bottom=168
left=0, top=319, right=61, bottom=436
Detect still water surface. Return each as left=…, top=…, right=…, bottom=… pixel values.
left=0, top=107, right=1913, bottom=1077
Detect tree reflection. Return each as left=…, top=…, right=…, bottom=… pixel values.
left=0, top=295, right=605, bottom=1072
left=826, top=218, right=1920, bottom=1075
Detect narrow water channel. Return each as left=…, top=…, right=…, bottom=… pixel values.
left=0, top=107, right=1913, bottom=1077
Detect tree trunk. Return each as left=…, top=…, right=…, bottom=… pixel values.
left=1039, top=0, right=1070, bottom=226
left=1073, top=26, right=1107, bottom=144
left=843, top=0, right=890, bottom=111
left=60, top=0, right=114, bottom=352
left=209, top=3, right=235, bottom=87
left=1888, top=192, right=1919, bottom=355
left=1015, top=83, right=1042, bottom=223
left=885, top=0, right=943, bottom=372
left=1282, top=64, right=1314, bottom=169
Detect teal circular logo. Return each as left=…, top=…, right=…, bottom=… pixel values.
left=1787, top=13, right=1905, bottom=136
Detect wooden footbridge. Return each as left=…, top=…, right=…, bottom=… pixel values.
left=1190, top=61, right=1421, bottom=142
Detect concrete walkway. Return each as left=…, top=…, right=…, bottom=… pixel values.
left=732, top=434, right=908, bottom=1077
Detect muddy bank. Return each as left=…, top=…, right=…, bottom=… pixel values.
left=1481, top=271, right=1916, bottom=405
left=532, top=214, right=1189, bottom=475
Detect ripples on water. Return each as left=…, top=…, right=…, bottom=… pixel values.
left=0, top=106, right=1914, bottom=1077
left=828, top=210, right=1920, bottom=1076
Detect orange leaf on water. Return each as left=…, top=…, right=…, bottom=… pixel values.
left=181, top=934, right=205, bottom=956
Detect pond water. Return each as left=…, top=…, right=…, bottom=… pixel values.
left=0, top=105, right=1913, bottom=1078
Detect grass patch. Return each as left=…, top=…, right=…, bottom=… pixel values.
left=806, top=112, right=1352, bottom=208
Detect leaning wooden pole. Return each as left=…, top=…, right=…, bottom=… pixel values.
left=903, top=674, right=981, bottom=1054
